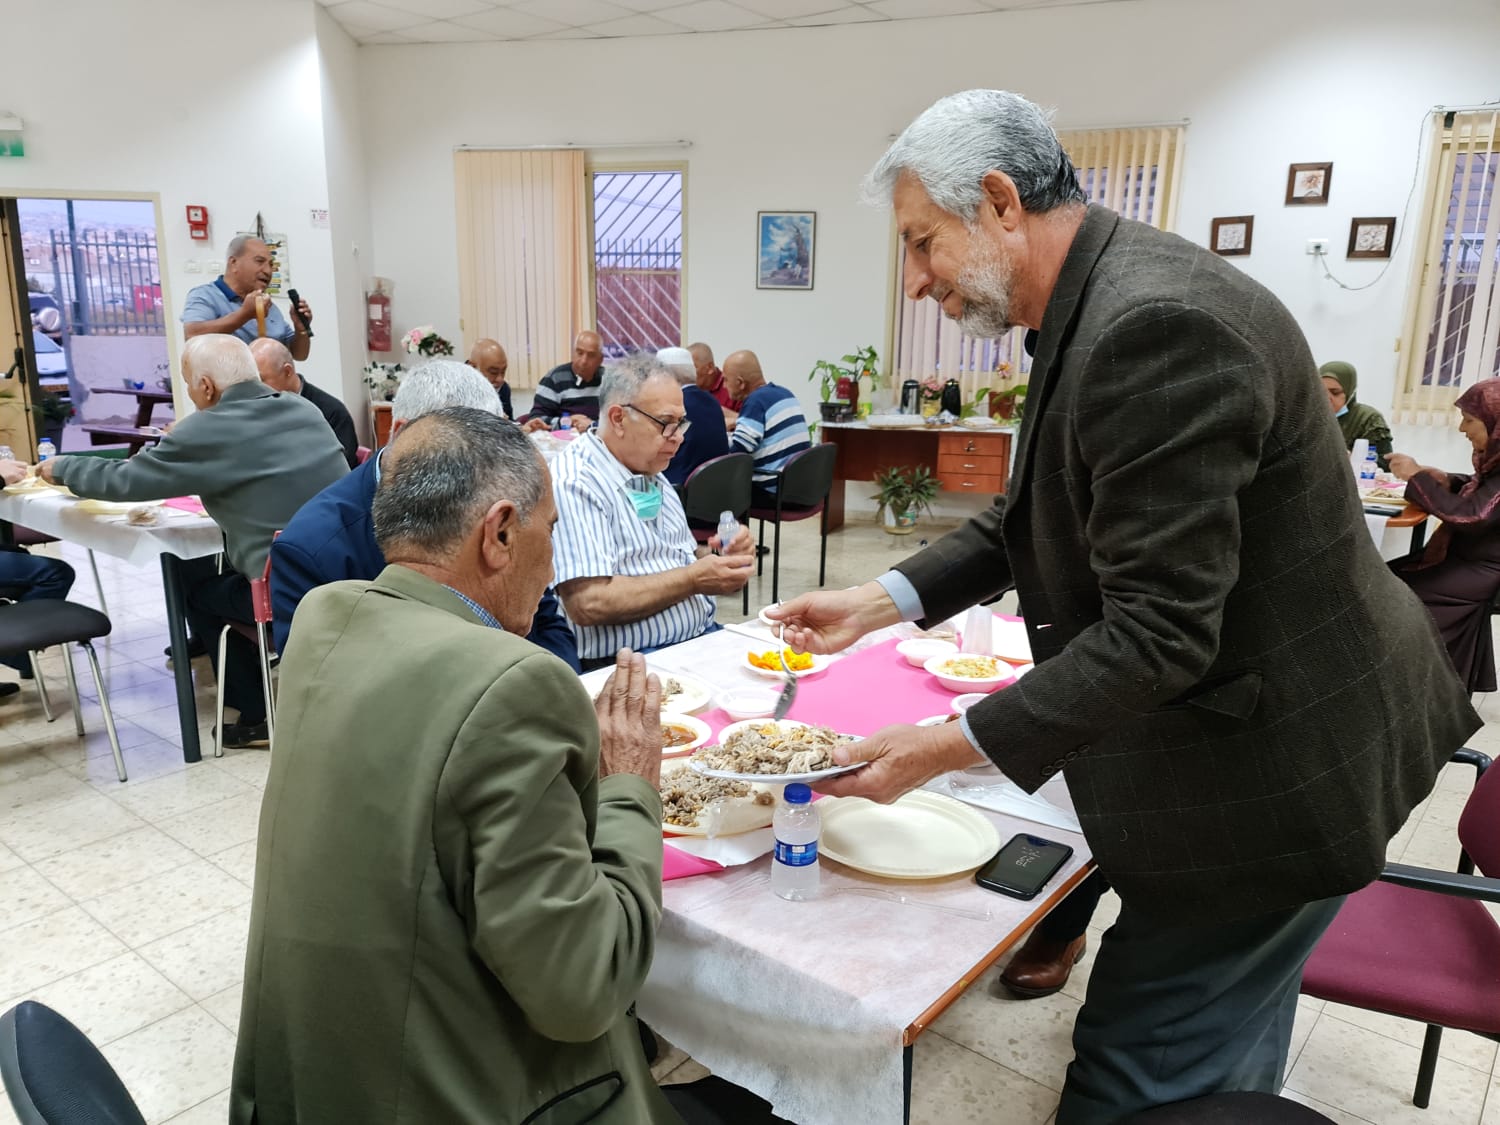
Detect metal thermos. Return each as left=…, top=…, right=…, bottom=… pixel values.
left=900, top=379, right=921, bottom=414
left=940, top=378, right=962, bottom=416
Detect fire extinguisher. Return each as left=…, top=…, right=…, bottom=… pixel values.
left=366, top=283, right=392, bottom=352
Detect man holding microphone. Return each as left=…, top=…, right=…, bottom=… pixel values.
left=182, top=236, right=313, bottom=361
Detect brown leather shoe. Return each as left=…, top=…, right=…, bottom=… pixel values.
left=998, top=931, right=1087, bottom=998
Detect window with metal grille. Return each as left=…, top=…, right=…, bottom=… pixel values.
left=1396, top=111, right=1500, bottom=421
left=590, top=168, right=684, bottom=358
left=887, top=125, right=1185, bottom=405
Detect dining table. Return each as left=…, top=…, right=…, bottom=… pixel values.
left=0, top=484, right=223, bottom=762
left=592, top=619, right=1094, bottom=1125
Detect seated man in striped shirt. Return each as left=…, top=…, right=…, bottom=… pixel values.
left=722, top=350, right=812, bottom=507
left=523, top=331, right=604, bottom=433
left=551, top=354, right=756, bottom=671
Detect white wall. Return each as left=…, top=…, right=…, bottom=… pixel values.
left=358, top=0, right=1499, bottom=473
left=0, top=0, right=351, bottom=415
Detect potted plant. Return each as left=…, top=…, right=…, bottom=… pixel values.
left=363, top=361, right=406, bottom=403
left=989, top=384, right=1028, bottom=423
left=809, top=345, right=881, bottom=421
left=872, top=464, right=940, bottom=535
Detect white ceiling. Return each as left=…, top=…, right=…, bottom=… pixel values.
left=318, top=0, right=1121, bottom=45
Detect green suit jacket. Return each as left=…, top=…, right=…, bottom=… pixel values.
left=231, top=566, right=679, bottom=1125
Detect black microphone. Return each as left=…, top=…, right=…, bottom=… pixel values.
left=287, top=288, right=314, bottom=338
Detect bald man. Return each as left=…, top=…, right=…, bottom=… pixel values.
left=182, top=235, right=313, bottom=361
left=525, top=331, right=604, bottom=433
left=723, top=349, right=810, bottom=503
left=251, top=339, right=358, bottom=468
left=465, top=339, right=513, bottom=420
left=689, top=342, right=742, bottom=419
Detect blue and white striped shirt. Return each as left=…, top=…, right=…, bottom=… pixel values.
left=550, top=432, right=714, bottom=659
left=730, top=383, right=811, bottom=485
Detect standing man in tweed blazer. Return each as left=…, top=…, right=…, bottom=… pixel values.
left=770, top=90, right=1478, bottom=1122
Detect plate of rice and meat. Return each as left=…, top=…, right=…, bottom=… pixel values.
left=688, top=720, right=863, bottom=783
left=658, top=761, right=776, bottom=836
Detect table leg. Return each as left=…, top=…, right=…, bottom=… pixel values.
left=903, top=1042, right=913, bottom=1125
left=160, top=554, right=201, bottom=763
left=826, top=478, right=846, bottom=533
left=1410, top=519, right=1429, bottom=555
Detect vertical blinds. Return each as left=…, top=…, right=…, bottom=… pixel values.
left=453, top=149, right=590, bottom=389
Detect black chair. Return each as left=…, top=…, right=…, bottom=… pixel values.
left=0, top=601, right=128, bottom=781
left=679, top=452, right=754, bottom=614
left=747, top=443, right=838, bottom=604
left=1122, top=1092, right=1335, bottom=1123
left=0, top=1001, right=147, bottom=1125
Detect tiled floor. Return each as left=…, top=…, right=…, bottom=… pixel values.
left=2, top=521, right=1498, bottom=1125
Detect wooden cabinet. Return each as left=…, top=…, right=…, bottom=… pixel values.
left=372, top=403, right=394, bottom=448
left=819, top=423, right=1012, bottom=531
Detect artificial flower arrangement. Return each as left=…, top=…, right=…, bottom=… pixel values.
left=403, top=325, right=454, bottom=357
left=363, top=361, right=406, bottom=403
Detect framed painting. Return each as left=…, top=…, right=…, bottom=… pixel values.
left=1210, top=215, right=1254, bottom=257
left=1347, top=217, right=1396, bottom=259
left=1286, top=162, right=1333, bottom=205
left=757, top=211, right=815, bottom=290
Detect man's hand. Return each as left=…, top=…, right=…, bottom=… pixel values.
left=292, top=297, right=313, bottom=331
left=707, top=525, right=754, bottom=556
left=570, top=415, right=592, bottom=432
left=36, top=459, right=59, bottom=484
left=239, top=289, right=267, bottom=326
left=814, top=721, right=984, bottom=803
left=691, top=551, right=754, bottom=594
left=595, top=648, right=664, bottom=787
left=0, top=459, right=26, bottom=486
left=767, top=581, right=901, bottom=655
left=523, top=418, right=551, bottom=434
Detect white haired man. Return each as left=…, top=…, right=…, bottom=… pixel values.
left=41, top=334, right=348, bottom=746
left=551, top=354, right=754, bottom=671
left=768, top=89, right=1477, bottom=1120
left=182, top=235, right=313, bottom=361
left=270, top=359, right=579, bottom=670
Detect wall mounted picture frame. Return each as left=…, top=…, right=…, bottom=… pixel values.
left=1210, top=215, right=1254, bottom=257
left=1347, top=216, right=1396, bottom=259
left=1286, top=162, right=1333, bottom=205
left=757, top=211, right=815, bottom=290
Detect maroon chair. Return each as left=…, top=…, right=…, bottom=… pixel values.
left=1301, top=747, right=1500, bottom=1110
left=747, top=443, right=837, bottom=605
left=679, top=452, right=754, bottom=615
left=355, top=445, right=373, bottom=466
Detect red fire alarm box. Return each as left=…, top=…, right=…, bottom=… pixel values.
left=186, top=205, right=209, bottom=241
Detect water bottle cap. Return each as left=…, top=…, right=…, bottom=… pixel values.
left=720, top=510, right=733, bottom=521
left=784, top=783, right=812, bottom=804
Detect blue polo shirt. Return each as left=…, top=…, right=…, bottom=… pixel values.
left=180, top=276, right=294, bottom=346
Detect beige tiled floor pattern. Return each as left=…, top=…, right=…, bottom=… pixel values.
left=2, top=525, right=1499, bottom=1124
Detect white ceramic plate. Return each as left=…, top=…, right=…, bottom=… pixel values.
left=756, top=602, right=782, bottom=627
left=657, top=671, right=714, bottom=715
left=818, top=790, right=1001, bottom=879
left=925, top=654, right=1016, bottom=694
left=75, top=499, right=162, bottom=516
left=688, top=719, right=863, bottom=783
left=660, top=714, right=712, bottom=759
left=992, top=618, right=1033, bottom=664
left=659, top=760, right=776, bottom=836
left=916, top=714, right=959, bottom=728
left=744, top=651, right=829, bottom=679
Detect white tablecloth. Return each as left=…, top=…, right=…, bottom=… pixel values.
left=0, top=488, right=223, bottom=567
left=630, top=627, right=1092, bottom=1125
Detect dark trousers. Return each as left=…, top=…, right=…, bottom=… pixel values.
left=1039, top=869, right=1110, bottom=941
left=180, top=555, right=265, bottom=723
left=0, top=548, right=76, bottom=672
left=1057, top=893, right=1345, bottom=1123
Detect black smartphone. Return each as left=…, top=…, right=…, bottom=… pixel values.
left=974, top=833, right=1074, bottom=899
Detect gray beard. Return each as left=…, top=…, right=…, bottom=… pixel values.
left=952, top=249, right=1016, bottom=339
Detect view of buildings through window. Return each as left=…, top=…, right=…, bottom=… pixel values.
left=591, top=170, right=683, bottom=357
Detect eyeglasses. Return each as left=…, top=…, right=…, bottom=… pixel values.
left=625, top=403, right=691, bottom=439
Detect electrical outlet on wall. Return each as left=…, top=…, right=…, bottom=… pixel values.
left=183, top=260, right=200, bottom=273
left=1306, top=238, right=1329, bottom=256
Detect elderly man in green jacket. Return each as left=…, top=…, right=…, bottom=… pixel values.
left=231, top=407, right=680, bottom=1125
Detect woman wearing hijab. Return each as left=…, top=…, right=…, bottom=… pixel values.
left=1389, top=377, right=1500, bottom=692
left=1321, top=360, right=1394, bottom=470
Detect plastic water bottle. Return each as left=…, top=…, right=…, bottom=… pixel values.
left=1360, top=446, right=1378, bottom=486
left=1349, top=438, right=1369, bottom=477
left=0, top=445, right=13, bottom=461
left=772, top=783, right=820, bottom=901
left=717, top=509, right=739, bottom=555
left=36, top=438, right=55, bottom=462
left=559, top=411, right=571, bottom=432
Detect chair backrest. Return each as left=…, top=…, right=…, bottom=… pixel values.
left=1459, top=755, right=1500, bottom=876
left=251, top=533, right=279, bottom=626
left=777, top=442, right=838, bottom=509
left=680, top=452, right=754, bottom=524
left=355, top=445, right=373, bottom=465
left=0, top=1001, right=147, bottom=1125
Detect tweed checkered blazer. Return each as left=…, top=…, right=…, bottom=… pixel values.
left=896, top=206, right=1479, bottom=924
